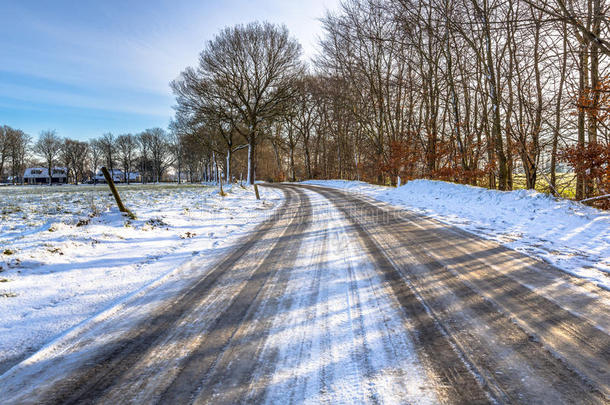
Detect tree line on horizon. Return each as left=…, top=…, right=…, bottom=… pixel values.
left=0, top=127, right=202, bottom=185
left=1, top=0, right=609, bottom=207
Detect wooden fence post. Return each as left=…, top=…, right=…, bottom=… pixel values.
left=219, top=175, right=226, bottom=196
left=101, top=167, right=131, bottom=216
left=254, top=183, right=260, bottom=200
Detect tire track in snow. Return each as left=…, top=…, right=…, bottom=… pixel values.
left=187, top=188, right=313, bottom=404
left=100, top=189, right=306, bottom=404
left=155, top=187, right=310, bottom=404
left=0, top=187, right=299, bottom=404
left=259, top=186, right=439, bottom=405
left=307, top=184, right=608, bottom=404
left=258, top=192, right=330, bottom=404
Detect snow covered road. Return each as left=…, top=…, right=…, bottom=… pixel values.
left=0, top=184, right=607, bottom=404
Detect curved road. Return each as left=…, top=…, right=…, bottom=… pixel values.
left=0, top=184, right=608, bottom=404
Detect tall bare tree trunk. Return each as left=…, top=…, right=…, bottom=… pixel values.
left=247, top=135, right=256, bottom=185
left=551, top=22, right=568, bottom=195
left=576, top=40, right=589, bottom=200
left=586, top=0, right=601, bottom=198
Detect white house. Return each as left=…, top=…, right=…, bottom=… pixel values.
left=23, top=167, right=67, bottom=184
left=125, top=171, right=140, bottom=182
left=94, top=169, right=123, bottom=183
left=93, top=169, right=140, bottom=183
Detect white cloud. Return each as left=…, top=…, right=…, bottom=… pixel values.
left=1, top=0, right=341, bottom=124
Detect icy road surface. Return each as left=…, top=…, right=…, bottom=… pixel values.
left=0, top=184, right=607, bottom=404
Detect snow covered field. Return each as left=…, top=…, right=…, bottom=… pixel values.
left=0, top=183, right=282, bottom=372
left=304, top=179, right=610, bottom=290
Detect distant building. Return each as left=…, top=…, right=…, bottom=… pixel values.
left=94, top=169, right=122, bottom=183
left=126, top=172, right=141, bottom=182
left=23, top=167, right=67, bottom=184
left=93, top=169, right=140, bottom=183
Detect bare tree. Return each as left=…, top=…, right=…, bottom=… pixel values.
left=61, top=139, right=89, bottom=184
left=290, top=76, right=320, bottom=179
left=60, top=139, right=75, bottom=184
left=320, top=0, right=413, bottom=184
left=89, top=139, right=103, bottom=182
left=116, top=134, right=138, bottom=184
left=0, top=126, right=10, bottom=180
left=72, top=141, right=89, bottom=184
left=173, top=21, right=304, bottom=184
left=99, top=133, right=116, bottom=174
left=8, top=128, right=30, bottom=184
left=34, top=130, right=62, bottom=185
left=523, top=0, right=610, bottom=56
left=142, top=128, right=173, bottom=182
left=137, top=131, right=152, bottom=183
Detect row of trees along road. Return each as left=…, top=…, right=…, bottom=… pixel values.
left=171, top=1, right=609, bottom=208
left=1, top=1, right=608, bottom=207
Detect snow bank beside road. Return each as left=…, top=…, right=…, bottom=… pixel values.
left=304, top=179, right=610, bottom=290
left=0, top=183, right=281, bottom=372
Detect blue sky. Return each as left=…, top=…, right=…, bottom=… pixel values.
left=0, top=0, right=339, bottom=141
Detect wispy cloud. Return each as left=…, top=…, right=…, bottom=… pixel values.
left=0, top=0, right=340, bottom=139
left=0, top=82, right=171, bottom=117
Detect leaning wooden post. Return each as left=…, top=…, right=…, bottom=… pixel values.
left=101, top=167, right=130, bottom=215
left=219, top=175, right=226, bottom=196
left=254, top=183, right=260, bottom=200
